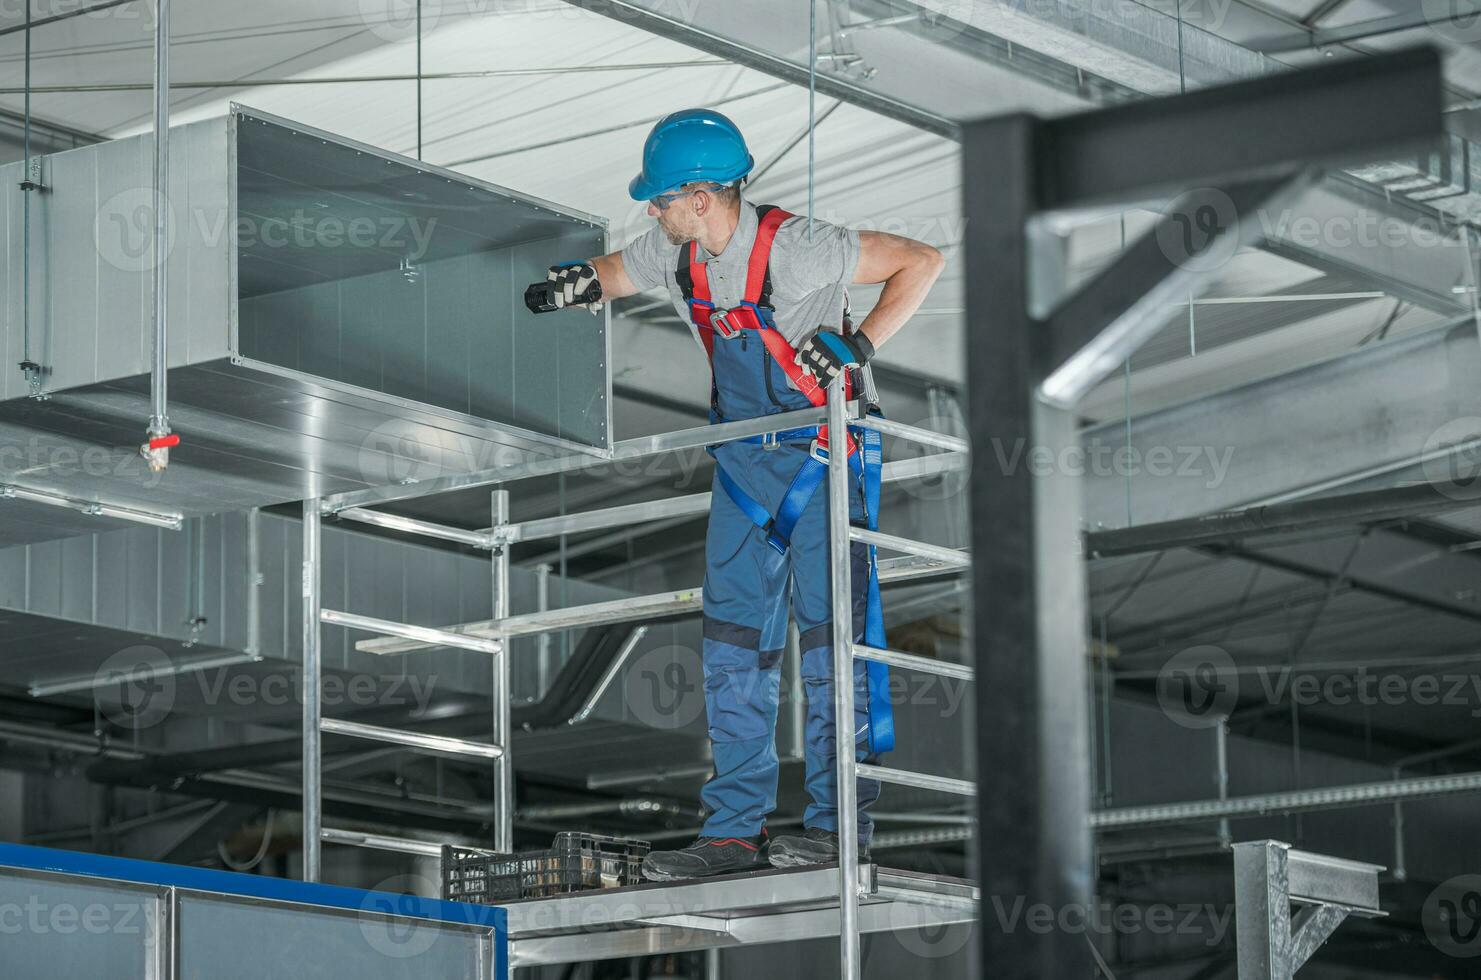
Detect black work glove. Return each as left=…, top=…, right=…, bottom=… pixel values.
left=525, top=262, right=603, bottom=314
left=794, top=330, right=875, bottom=388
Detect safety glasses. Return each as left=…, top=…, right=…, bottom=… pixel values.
left=650, top=182, right=728, bottom=211
left=649, top=190, right=695, bottom=211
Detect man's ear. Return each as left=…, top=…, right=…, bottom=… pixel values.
left=691, top=189, right=710, bottom=217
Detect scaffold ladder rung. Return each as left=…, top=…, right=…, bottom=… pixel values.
left=320, top=717, right=504, bottom=760
left=856, top=763, right=977, bottom=798
left=852, top=643, right=972, bottom=681
left=321, top=608, right=502, bottom=654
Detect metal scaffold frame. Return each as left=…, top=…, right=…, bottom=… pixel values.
left=289, top=45, right=1443, bottom=977
left=299, top=394, right=973, bottom=968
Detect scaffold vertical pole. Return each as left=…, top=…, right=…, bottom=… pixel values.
left=491, top=490, right=514, bottom=853
left=301, top=498, right=322, bottom=882
left=827, top=378, right=861, bottom=980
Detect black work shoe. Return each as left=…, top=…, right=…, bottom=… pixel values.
left=768, top=828, right=870, bottom=869
left=641, top=833, right=770, bottom=882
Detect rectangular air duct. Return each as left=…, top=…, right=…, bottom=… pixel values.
left=0, top=106, right=609, bottom=546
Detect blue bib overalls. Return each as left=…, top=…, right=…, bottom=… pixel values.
left=680, top=206, right=889, bottom=843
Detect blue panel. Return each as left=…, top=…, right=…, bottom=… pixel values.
left=0, top=842, right=506, bottom=937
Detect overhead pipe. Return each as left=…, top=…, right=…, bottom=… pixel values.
left=141, top=0, right=175, bottom=473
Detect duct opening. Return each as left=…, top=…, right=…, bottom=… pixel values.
left=233, top=112, right=608, bottom=446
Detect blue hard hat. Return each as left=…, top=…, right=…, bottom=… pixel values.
left=628, top=109, right=754, bottom=201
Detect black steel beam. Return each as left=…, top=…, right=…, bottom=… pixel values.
left=1036, top=46, right=1443, bottom=211
left=1086, top=482, right=1473, bottom=559
left=966, top=113, right=1094, bottom=979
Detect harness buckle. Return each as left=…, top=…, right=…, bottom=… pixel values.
left=709, top=308, right=742, bottom=339
left=762, top=431, right=779, bottom=451
left=809, top=437, right=830, bottom=465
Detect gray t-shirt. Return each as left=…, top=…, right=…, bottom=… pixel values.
left=621, top=200, right=862, bottom=351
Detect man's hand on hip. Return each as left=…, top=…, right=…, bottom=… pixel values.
left=795, top=330, right=875, bottom=387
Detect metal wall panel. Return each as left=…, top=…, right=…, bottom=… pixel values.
left=176, top=893, right=486, bottom=980
left=0, top=873, right=158, bottom=980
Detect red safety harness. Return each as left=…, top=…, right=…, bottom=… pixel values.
left=677, top=204, right=897, bottom=755
left=677, top=205, right=853, bottom=457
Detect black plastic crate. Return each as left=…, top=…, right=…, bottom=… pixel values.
left=441, top=833, right=650, bottom=904
left=441, top=845, right=522, bottom=905
left=528, top=832, right=650, bottom=897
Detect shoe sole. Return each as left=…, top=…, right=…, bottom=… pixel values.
left=642, top=860, right=770, bottom=883
left=768, top=847, right=870, bottom=869
left=767, top=852, right=824, bottom=869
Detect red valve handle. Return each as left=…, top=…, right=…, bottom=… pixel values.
left=148, top=434, right=180, bottom=450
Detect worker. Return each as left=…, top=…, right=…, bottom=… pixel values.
left=524, top=109, right=944, bottom=880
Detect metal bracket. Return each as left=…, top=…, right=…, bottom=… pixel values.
left=18, top=156, right=46, bottom=193
left=16, top=359, right=48, bottom=400
left=1233, top=840, right=1385, bottom=980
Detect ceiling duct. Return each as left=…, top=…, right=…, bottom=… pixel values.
left=0, top=106, right=611, bottom=547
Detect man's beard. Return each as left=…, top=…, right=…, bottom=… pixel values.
left=659, top=219, right=690, bottom=246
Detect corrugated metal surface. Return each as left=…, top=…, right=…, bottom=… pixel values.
left=0, top=512, right=625, bottom=703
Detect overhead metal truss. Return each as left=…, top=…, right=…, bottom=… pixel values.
left=962, top=46, right=1442, bottom=978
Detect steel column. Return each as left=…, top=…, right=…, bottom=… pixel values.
left=491, top=489, right=513, bottom=854
left=966, top=112, right=1094, bottom=978
left=300, top=498, right=322, bottom=882
left=826, top=380, right=860, bottom=980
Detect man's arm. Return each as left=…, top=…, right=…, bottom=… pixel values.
left=590, top=252, right=641, bottom=302
left=850, top=231, right=946, bottom=351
